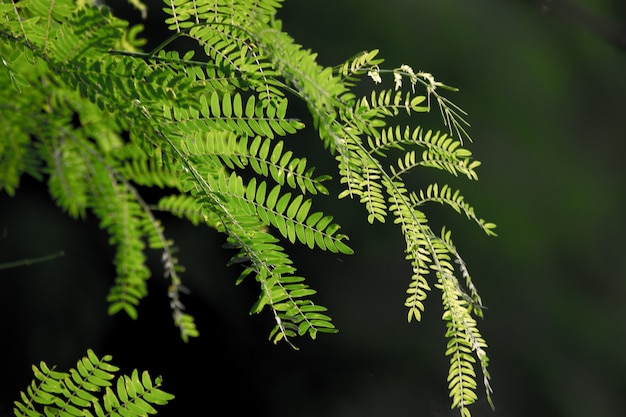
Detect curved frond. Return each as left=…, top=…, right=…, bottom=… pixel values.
left=43, top=135, right=91, bottom=218
left=335, top=49, right=384, bottom=86
left=13, top=350, right=174, bottom=417
left=242, top=176, right=352, bottom=253
left=414, top=183, right=497, bottom=236
left=156, top=193, right=218, bottom=227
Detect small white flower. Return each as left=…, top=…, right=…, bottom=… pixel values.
left=393, top=71, right=402, bottom=90
left=400, top=64, right=414, bottom=75
left=367, top=67, right=382, bottom=84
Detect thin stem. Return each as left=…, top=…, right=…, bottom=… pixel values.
left=0, top=251, right=65, bottom=270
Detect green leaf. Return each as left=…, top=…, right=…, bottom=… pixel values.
left=222, top=92, right=232, bottom=118
left=116, top=377, right=127, bottom=403
left=141, top=371, right=153, bottom=391
left=142, top=388, right=175, bottom=404
left=210, top=92, right=221, bottom=118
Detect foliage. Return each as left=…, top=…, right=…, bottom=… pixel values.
left=0, top=0, right=496, bottom=414
left=13, top=349, right=174, bottom=417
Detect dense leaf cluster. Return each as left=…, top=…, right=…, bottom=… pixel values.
left=13, top=349, right=174, bottom=417
left=0, top=0, right=495, bottom=414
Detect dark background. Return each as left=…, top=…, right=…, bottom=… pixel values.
left=2, top=0, right=625, bottom=416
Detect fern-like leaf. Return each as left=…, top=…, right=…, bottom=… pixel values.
left=415, top=183, right=497, bottom=236
left=240, top=176, right=352, bottom=253
left=335, top=49, right=384, bottom=86
left=13, top=350, right=174, bottom=417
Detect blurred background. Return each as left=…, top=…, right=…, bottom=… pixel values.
left=1, top=0, right=625, bottom=416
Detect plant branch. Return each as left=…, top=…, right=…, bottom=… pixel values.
left=0, top=251, right=64, bottom=269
